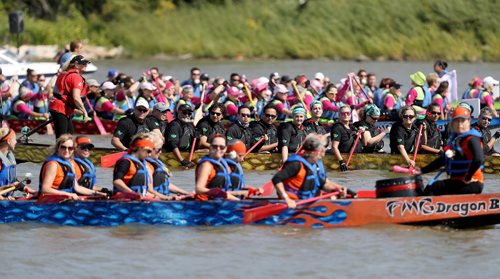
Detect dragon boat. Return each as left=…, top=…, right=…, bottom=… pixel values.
left=1, top=193, right=500, bottom=229
left=13, top=143, right=500, bottom=173
left=7, top=116, right=500, bottom=136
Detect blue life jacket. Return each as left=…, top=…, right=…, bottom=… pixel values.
left=146, top=157, right=171, bottom=195
left=225, top=158, right=245, bottom=191
left=422, top=86, right=432, bottom=108
left=445, top=129, right=484, bottom=178
left=73, top=156, right=96, bottom=190
left=39, top=155, right=76, bottom=193
left=0, top=151, right=16, bottom=186
left=197, top=156, right=232, bottom=191
left=284, top=154, right=326, bottom=199
left=116, top=154, right=151, bottom=196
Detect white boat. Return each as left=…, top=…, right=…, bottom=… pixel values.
left=0, top=48, right=97, bottom=79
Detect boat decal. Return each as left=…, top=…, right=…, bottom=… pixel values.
left=386, top=198, right=494, bottom=217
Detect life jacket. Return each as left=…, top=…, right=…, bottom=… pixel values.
left=73, top=156, right=96, bottom=190
left=94, top=95, right=115, bottom=120
left=115, top=154, right=151, bottom=196
left=465, top=88, right=482, bottom=99
left=271, top=98, right=290, bottom=122
left=445, top=129, right=484, bottom=183
left=145, top=157, right=171, bottom=195
left=11, top=96, right=33, bottom=120
left=0, top=151, right=16, bottom=186
left=478, top=90, right=492, bottom=107
left=225, top=158, right=244, bottom=191
left=54, top=70, right=88, bottom=114
left=196, top=156, right=232, bottom=191
left=282, top=154, right=326, bottom=200
left=39, top=155, right=76, bottom=193
left=383, top=91, right=402, bottom=112
left=114, top=90, right=134, bottom=120
left=412, top=86, right=425, bottom=108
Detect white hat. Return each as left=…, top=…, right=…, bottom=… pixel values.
left=87, top=79, right=100, bottom=87
left=483, top=76, right=499, bottom=88
left=314, top=72, right=325, bottom=80
left=140, top=82, right=156, bottom=91
left=273, top=84, right=289, bottom=94
left=101, top=81, right=116, bottom=90
left=135, top=98, right=150, bottom=109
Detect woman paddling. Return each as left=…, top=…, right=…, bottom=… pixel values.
left=73, top=136, right=100, bottom=191
left=0, top=128, right=20, bottom=200
left=273, top=134, right=348, bottom=209
left=415, top=106, right=484, bottom=195
left=39, top=134, right=107, bottom=200
left=145, top=132, right=190, bottom=200
left=194, top=134, right=239, bottom=201
left=389, top=106, right=424, bottom=168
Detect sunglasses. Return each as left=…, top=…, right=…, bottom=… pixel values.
left=340, top=111, right=351, bottom=116
left=59, top=145, right=74, bottom=151
left=210, top=111, right=222, bottom=116
left=482, top=116, right=492, bottom=122
left=211, top=144, right=226, bottom=150
left=403, top=115, right=415, bottom=119
left=240, top=113, right=251, bottom=118
left=265, top=113, right=277, bottom=119
left=192, top=73, right=201, bottom=76
left=78, top=144, right=94, bottom=151
left=136, top=108, right=148, bottom=113
left=428, top=111, right=440, bottom=116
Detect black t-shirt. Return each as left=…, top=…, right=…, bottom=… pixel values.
left=226, top=122, right=253, bottom=150
left=330, top=122, right=362, bottom=153
left=472, top=123, right=495, bottom=155
left=249, top=120, right=278, bottom=152
left=196, top=116, right=225, bottom=138
left=277, top=122, right=307, bottom=152
left=164, top=119, right=196, bottom=151
left=145, top=115, right=167, bottom=134
left=113, top=159, right=131, bottom=181
left=416, top=118, right=442, bottom=152
left=353, top=119, right=384, bottom=153
left=389, top=121, right=419, bottom=154
left=304, top=119, right=327, bottom=135
left=113, top=115, right=155, bottom=148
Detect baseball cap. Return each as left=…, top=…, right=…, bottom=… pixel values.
left=70, top=55, right=91, bottom=65
left=314, top=72, right=325, bottom=80
left=365, top=104, right=381, bottom=117
left=389, top=81, right=402, bottom=89
left=107, top=69, right=118, bottom=78
left=101, top=81, right=117, bottom=90
left=135, top=98, right=150, bottom=109
left=87, top=79, right=100, bottom=87
left=281, top=75, right=291, bottom=83
left=178, top=104, right=194, bottom=112
left=483, top=76, right=499, bottom=88
left=76, top=136, right=95, bottom=148
left=153, top=102, right=169, bottom=113
left=140, top=82, right=156, bottom=91
left=227, top=86, right=242, bottom=96
left=452, top=106, right=471, bottom=120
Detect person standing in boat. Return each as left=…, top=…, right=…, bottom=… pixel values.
left=353, top=104, right=389, bottom=153
left=416, top=106, right=484, bottom=195
left=472, top=107, right=500, bottom=156
left=0, top=128, right=20, bottom=200
left=73, top=136, right=100, bottom=191
left=273, top=134, right=348, bottom=209
left=389, top=106, right=424, bottom=168
left=278, top=106, right=308, bottom=163
left=39, top=134, right=106, bottom=200
left=417, top=103, right=443, bottom=155
left=113, top=134, right=155, bottom=197
left=163, top=104, right=196, bottom=168
left=145, top=132, right=190, bottom=200
left=331, top=105, right=365, bottom=172
left=249, top=104, right=279, bottom=153
left=478, top=76, right=499, bottom=117
left=196, top=103, right=226, bottom=149
left=223, top=140, right=263, bottom=198
left=50, top=55, right=91, bottom=139
left=194, top=134, right=239, bottom=201
left=226, top=105, right=253, bottom=150
left=112, top=99, right=156, bottom=151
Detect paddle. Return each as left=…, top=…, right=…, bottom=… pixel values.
left=100, top=151, right=127, bottom=168
left=243, top=82, right=259, bottom=121
left=242, top=136, right=265, bottom=159
left=243, top=191, right=339, bottom=224
left=346, top=130, right=362, bottom=167
left=188, top=137, right=197, bottom=162
left=392, top=123, right=424, bottom=172
left=0, top=175, right=30, bottom=196
left=85, top=98, right=107, bottom=135
left=193, top=84, right=206, bottom=126
left=17, top=118, right=54, bottom=142
left=153, top=77, right=167, bottom=104
left=291, top=80, right=312, bottom=118
left=36, top=193, right=73, bottom=204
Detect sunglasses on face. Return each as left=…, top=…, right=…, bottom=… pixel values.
left=340, top=111, right=351, bottom=116
left=142, top=148, right=153, bottom=154
left=428, top=111, right=440, bottom=116
left=210, top=111, right=222, bottom=116
left=211, top=144, right=226, bottom=150
left=78, top=144, right=94, bottom=151
left=192, top=73, right=201, bottom=76
left=403, top=115, right=415, bottom=119
left=240, top=113, right=251, bottom=118
left=59, top=145, right=74, bottom=151
left=265, top=113, right=277, bottom=119
left=136, top=108, right=148, bottom=113
left=482, top=116, right=492, bottom=122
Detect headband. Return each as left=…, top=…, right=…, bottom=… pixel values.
left=131, top=139, right=154, bottom=151
left=0, top=129, right=15, bottom=143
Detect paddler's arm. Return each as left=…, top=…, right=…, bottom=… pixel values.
left=74, top=183, right=106, bottom=197
left=40, top=162, right=79, bottom=200
left=72, top=88, right=89, bottom=122
left=111, top=136, right=128, bottom=151
left=272, top=162, right=301, bottom=208
left=195, top=162, right=239, bottom=201
left=397, top=144, right=414, bottom=168
left=331, top=140, right=343, bottom=161
left=112, top=160, right=135, bottom=192
left=168, top=183, right=190, bottom=195
left=323, top=178, right=347, bottom=198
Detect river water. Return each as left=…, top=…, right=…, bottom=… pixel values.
left=2, top=60, right=500, bottom=279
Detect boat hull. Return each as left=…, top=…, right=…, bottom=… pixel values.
left=2, top=193, right=500, bottom=228
left=14, top=143, right=500, bottom=173
left=7, top=119, right=117, bottom=135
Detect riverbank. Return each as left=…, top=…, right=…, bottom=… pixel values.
left=2, top=0, right=499, bottom=61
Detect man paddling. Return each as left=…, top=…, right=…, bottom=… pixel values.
left=272, top=134, right=348, bottom=209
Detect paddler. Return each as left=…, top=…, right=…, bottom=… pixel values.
left=272, top=134, right=348, bottom=209
left=389, top=106, right=424, bottom=168
left=415, top=106, right=484, bottom=195
left=39, top=134, right=107, bottom=200
left=73, top=136, right=100, bottom=191
left=0, top=128, right=20, bottom=200
left=277, top=106, right=307, bottom=163
left=145, top=132, right=190, bottom=200
left=224, top=140, right=263, bottom=198
left=194, top=134, right=239, bottom=201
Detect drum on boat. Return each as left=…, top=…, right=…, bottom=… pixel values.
left=375, top=175, right=424, bottom=198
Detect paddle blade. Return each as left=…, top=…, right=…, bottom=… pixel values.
left=243, top=203, right=288, bottom=224
left=260, top=181, right=274, bottom=197
left=100, top=151, right=127, bottom=168
left=392, top=165, right=413, bottom=174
